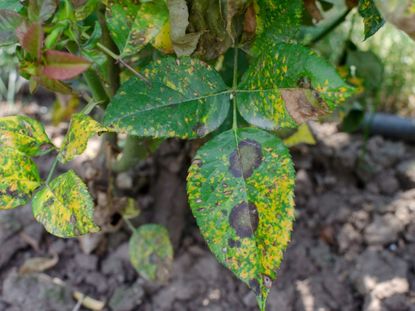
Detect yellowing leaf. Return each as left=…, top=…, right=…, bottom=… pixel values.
left=0, top=115, right=54, bottom=156
left=152, top=21, right=174, bottom=54
left=187, top=128, right=295, bottom=309
left=58, top=113, right=108, bottom=163
left=237, top=43, right=354, bottom=130
left=32, top=170, right=100, bottom=238
left=129, top=224, right=173, bottom=283
left=283, top=123, right=316, bottom=147
left=0, top=147, right=42, bottom=210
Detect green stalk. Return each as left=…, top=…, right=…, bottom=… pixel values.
left=232, top=47, right=239, bottom=131
left=112, top=135, right=151, bottom=173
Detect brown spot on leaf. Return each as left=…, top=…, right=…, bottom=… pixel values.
left=228, top=239, right=241, bottom=248
left=304, top=0, right=323, bottom=23
left=263, top=275, right=273, bottom=289
left=229, top=202, right=259, bottom=238
left=229, top=139, right=262, bottom=178
left=281, top=88, right=329, bottom=124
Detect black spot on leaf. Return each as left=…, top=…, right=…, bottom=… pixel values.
left=229, top=139, right=263, bottom=178
left=228, top=239, right=241, bottom=248
left=229, top=202, right=259, bottom=238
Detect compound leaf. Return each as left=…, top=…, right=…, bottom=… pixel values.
left=58, top=113, right=108, bottom=163
left=187, top=127, right=295, bottom=309
left=42, top=50, right=91, bottom=81
left=358, top=0, right=385, bottom=39
left=104, top=57, right=230, bottom=139
left=0, top=147, right=42, bottom=210
left=0, top=115, right=54, bottom=156
left=106, top=0, right=169, bottom=57
left=237, top=43, right=354, bottom=130
left=32, top=170, right=100, bottom=238
left=129, top=224, right=173, bottom=283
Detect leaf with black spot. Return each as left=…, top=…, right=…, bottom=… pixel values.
left=32, top=170, right=100, bottom=238
left=187, top=127, right=295, bottom=309
left=129, top=224, right=173, bottom=283
left=237, top=43, right=354, bottom=130
left=104, top=57, right=230, bottom=139
left=0, top=115, right=54, bottom=156
left=0, top=147, right=42, bottom=210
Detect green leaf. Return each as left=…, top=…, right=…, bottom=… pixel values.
left=0, top=0, right=23, bottom=12
left=74, top=0, right=100, bottom=20
left=0, top=147, right=42, bottom=210
left=106, top=0, right=169, bottom=57
left=0, top=115, right=54, bottom=156
left=254, top=0, right=303, bottom=48
left=0, top=9, right=25, bottom=46
left=237, top=43, right=354, bottom=130
left=104, top=57, right=230, bottom=139
left=187, top=127, right=295, bottom=309
left=32, top=170, right=100, bottom=238
left=28, top=0, right=58, bottom=22
left=358, top=0, right=385, bottom=39
left=42, top=50, right=91, bottom=81
left=129, top=224, right=173, bottom=283
left=168, top=0, right=201, bottom=56
left=58, top=113, right=108, bottom=163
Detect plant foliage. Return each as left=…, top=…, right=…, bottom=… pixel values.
left=0, top=0, right=406, bottom=309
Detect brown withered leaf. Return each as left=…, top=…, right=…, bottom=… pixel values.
left=304, top=0, right=323, bottom=23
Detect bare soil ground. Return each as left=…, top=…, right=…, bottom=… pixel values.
left=0, top=100, right=414, bottom=311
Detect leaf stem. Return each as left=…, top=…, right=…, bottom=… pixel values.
left=232, top=47, right=239, bottom=131
left=82, top=33, right=149, bottom=85
left=124, top=217, right=136, bottom=232
left=80, top=99, right=102, bottom=115
left=46, top=157, right=59, bottom=185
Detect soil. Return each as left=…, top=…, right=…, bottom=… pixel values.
left=0, top=100, right=414, bottom=311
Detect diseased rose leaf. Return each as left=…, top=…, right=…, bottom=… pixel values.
left=42, top=50, right=91, bottom=81
left=187, top=128, right=295, bottom=309
left=254, top=0, right=303, bottom=49
left=237, top=43, right=354, bottom=130
left=74, top=0, right=100, bottom=20
left=0, top=147, right=42, bottom=210
left=358, top=0, right=385, bottom=39
left=106, top=0, right=169, bottom=57
left=32, top=170, right=100, bottom=238
left=58, top=113, right=108, bottom=163
left=129, top=224, right=173, bottom=283
left=104, top=57, right=230, bottom=139
left=0, top=115, right=54, bottom=156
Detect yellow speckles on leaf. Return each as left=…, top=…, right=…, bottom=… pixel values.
left=0, top=147, right=42, bottom=210
left=0, top=115, right=54, bottom=156
left=58, top=114, right=108, bottom=164
left=32, top=170, right=100, bottom=238
left=187, top=128, right=295, bottom=307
